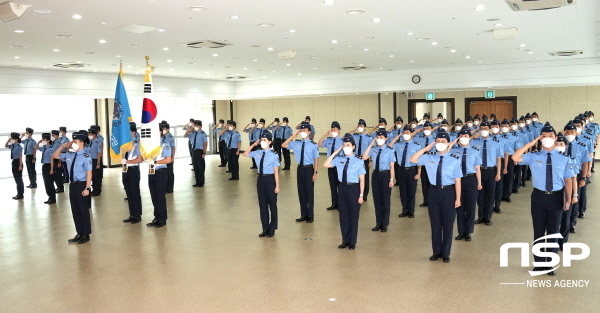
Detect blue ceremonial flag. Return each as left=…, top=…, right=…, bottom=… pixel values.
left=109, top=66, right=134, bottom=159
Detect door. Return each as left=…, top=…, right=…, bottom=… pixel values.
left=469, top=100, right=514, bottom=121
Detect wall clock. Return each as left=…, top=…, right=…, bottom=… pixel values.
left=412, top=75, right=421, bottom=84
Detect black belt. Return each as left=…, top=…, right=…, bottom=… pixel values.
left=258, top=174, right=274, bottom=176
left=431, top=184, right=455, bottom=189
left=481, top=167, right=496, bottom=170
left=464, top=173, right=476, bottom=177
left=374, top=170, right=390, bottom=173
left=534, top=188, right=564, bottom=195
left=400, top=166, right=415, bottom=170
left=155, top=168, right=167, bottom=171
left=343, top=182, right=358, bottom=185
left=71, top=181, right=86, bottom=184
left=300, top=165, right=314, bottom=168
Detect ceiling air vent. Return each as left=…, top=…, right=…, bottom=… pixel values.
left=182, top=40, right=232, bottom=49
left=548, top=50, right=583, bottom=57
left=225, top=76, right=247, bottom=80
left=341, top=66, right=367, bottom=70
left=53, top=62, right=89, bottom=68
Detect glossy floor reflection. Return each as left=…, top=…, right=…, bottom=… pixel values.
left=1, top=156, right=599, bottom=312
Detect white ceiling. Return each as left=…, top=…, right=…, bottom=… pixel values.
left=0, top=0, right=597, bottom=82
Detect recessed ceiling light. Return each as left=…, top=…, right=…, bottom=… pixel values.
left=56, top=35, right=73, bottom=39
left=258, top=23, right=274, bottom=27
left=389, top=55, right=394, bottom=57
left=14, top=30, right=24, bottom=33
left=324, top=0, right=335, bottom=4
left=72, top=14, right=82, bottom=19
left=289, top=29, right=296, bottom=33
left=346, top=10, right=365, bottom=14
left=286, top=64, right=291, bottom=66
left=188, top=62, right=197, bottom=65
left=189, top=6, right=207, bottom=12
left=409, top=60, right=414, bottom=62
left=14, top=56, right=20, bottom=59
left=406, top=32, right=413, bottom=35
left=528, top=51, right=534, bottom=54
left=99, top=40, right=106, bottom=43
left=416, top=38, right=429, bottom=41
left=230, top=16, right=240, bottom=19
left=313, top=68, right=318, bottom=69
left=495, top=23, right=503, bottom=27
left=466, top=56, right=471, bottom=59
left=359, top=64, right=363, bottom=66
left=298, top=73, right=301, bottom=76
left=34, top=9, right=51, bottom=14
left=273, top=71, right=276, bottom=73
left=129, top=44, right=142, bottom=48
left=157, top=29, right=166, bottom=32
left=253, top=59, right=258, bottom=62
left=431, top=42, right=438, bottom=45
left=167, top=60, right=172, bottom=62
left=364, top=48, right=369, bottom=51
left=127, top=65, right=132, bottom=68
left=520, top=44, right=526, bottom=47
left=243, top=68, right=247, bottom=70
left=267, top=47, right=273, bottom=51
left=10, top=45, right=25, bottom=48
left=475, top=5, right=485, bottom=11
left=163, top=47, right=169, bottom=51
left=372, top=18, right=381, bottom=23
left=346, top=45, right=353, bottom=48
left=93, top=70, right=97, bottom=72
left=450, top=49, right=456, bottom=53
left=212, top=54, right=218, bottom=57
left=52, top=49, right=60, bottom=52
left=379, top=67, right=384, bottom=70
left=116, top=55, right=121, bottom=57
left=487, top=18, right=500, bottom=21
left=478, top=61, right=483, bottom=63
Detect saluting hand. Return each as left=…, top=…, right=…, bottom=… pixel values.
left=424, top=142, right=435, bottom=151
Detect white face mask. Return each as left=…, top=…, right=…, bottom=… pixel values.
left=511, top=125, right=518, bottom=131
left=491, top=128, right=500, bottom=134
left=501, top=127, right=509, bottom=133
left=281, top=123, right=287, bottom=126
left=565, top=135, right=576, bottom=142
left=541, top=138, right=555, bottom=148
left=466, top=123, right=473, bottom=128
left=300, top=132, right=308, bottom=139
left=162, top=130, right=167, bottom=135
left=71, top=143, right=80, bottom=150
left=435, top=143, right=448, bottom=151
left=273, top=122, right=278, bottom=126
left=375, top=138, right=386, bottom=146
left=402, top=134, right=412, bottom=141
left=590, top=117, right=594, bottom=122
left=440, top=127, right=447, bottom=131
left=357, top=127, right=365, bottom=133
left=396, top=124, right=403, bottom=129
left=526, top=120, right=532, bottom=125
left=343, top=147, right=354, bottom=155
left=518, top=123, right=525, bottom=128
left=423, top=130, right=432, bottom=136
left=52, top=136, right=58, bottom=141
left=532, top=118, right=538, bottom=122
left=410, top=124, right=417, bottom=129
left=480, top=130, right=490, bottom=137
left=459, top=137, right=470, bottom=145
left=194, top=127, right=200, bottom=131
left=330, top=132, right=339, bottom=137
left=455, top=126, right=462, bottom=131
left=576, top=127, right=582, bottom=134
left=217, top=124, right=223, bottom=128
left=228, top=126, right=234, bottom=131
left=39, top=141, right=46, bottom=147
left=257, top=124, right=264, bottom=129
left=474, top=121, right=480, bottom=126
left=88, top=135, right=94, bottom=140
left=249, top=124, right=256, bottom=128
left=23, top=134, right=29, bottom=139
left=554, top=146, right=566, bottom=153
left=378, top=125, right=385, bottom=129
left=8, top=139, right=15, bottom=145
left=260, top=141, right=269, bottom=149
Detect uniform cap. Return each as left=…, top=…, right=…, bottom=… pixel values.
left=376, top=130, right=388, bottom=138
left=88, top=128, right=98, bottom=134
left=274, top=118, right=280, bottom=122
left=423, top=121, right=432, bottom=128
left=260, top=130, right=273, bottom=141
left=42, top=133, right=51, bottom=140
left=72, top=131, right=87, bottom=141
left=194, top=120, right=202, bottom=126
left=51, top=130, right=59, bottom=135
left=331, top=121, right=341, bottom=129
left=440, top=119, right=449, bottom=125
left=342, top=133, right=355, bottom=145
left=541, top=122, right=555, bottom=134
left=480, top=121, right=490, bottom=127
left=59, top=126, right=67, bottom=132
left=490, top=120, right=500, bottom=126
left=437, top=113, right=443, bottom=118
left=525, top=113, right=532, bottom=118
left=230, top=121, right=237, bottom=127
left=532, top=112, right=538, bottom=116
left=10, top=132, right=19, bottom=139
left=358, top=119, right=367, bottom=126
left=501, top=119, right=510, bottom=125
left=251, top=118, right=257, bottom=123
left=305, top=116, right=311, bottom=121
left=459, top=128, right=471, bottom=135
left=26, top=127, right=34, bottom=133
left=403, top=125, right=413, bottom=132
left=395, top=116, right=403, bottom=122
left=423, top=113, right=430, bottom=119
left=436, top=130, right=450, bottom=140
left=283, top=117, right=289, bottom=122
left=455, top=118, right=463, bottom=124
left=300, top=121, right=311, bottom=130
left=378, top=117, right=387, bottom=124
left=556, top=132, right=567, bottom=143
left=219, top=119, right=225, bottom=123
left=259, top=118, right=265, bottom=123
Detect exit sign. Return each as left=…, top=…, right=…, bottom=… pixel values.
left=485, top=90, right=496, bottom=99
left=425, top=92, right=436, bottom=100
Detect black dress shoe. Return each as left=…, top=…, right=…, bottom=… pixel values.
left=154, top=221, right=166, bottom=228
left=56, top=188, right=64, bottom=193
left=218, top=165, right=225, bottom=167
left=349, top=245, right=356, bottom=250
left=131, top=216, right=142, bottom=224
left=26, top=184, right=31, bottom=188
left=429, top=254, right=442, bottom=261
left=380, top=226, right=387, bottom=232
left=123, top=216, right=135, bottom=223
left=326, top=205, right=338, bottom=210
left=371, top=225, right=381, bottom=231
left=45, top=200, right=56, bottom=204
left=455, top=234, right=464, bottom=240
left=399, top=212, right=408, bottom=217
left=91, top=192, right=101, bottom=197
left=30, top=185, right=37, bottom=189
left=512, top=189, right=519, bottom=194
left=225, top=171, right=231, bottom=173
left=408, top=213, right=415, bottom=218
left=266, top=230, right=275, bottom=237
left=68, top=234, right=82, bottom=243
left=569, top=227, right=576, bottom=233
left=578, top=213, right=585, bottom=218
left=250, top=167, right=257, bottom=169
left=485, top=220, right=493, bottom=226
left=228, top=178, right=235, bottom=180
left=521, top=182, right=526, bottom=187
left=192, top=184, right=203, bottom=187
left=124, top=197, right=128, bottom=201
left=282, top=167, right=290, bottom=171
left=306, top=218, right=314, bottom=223
left=77, top=235, right=90, bottom=244
left=505, top=198, right=511, bottom=203
left=258, top=230, right=268, bottom=237
left=547, top=268, right=556, bottom=276
left=13, top=195, right=23, bottom=200
left=463, top=234, right=471, bottom=241
left=295, top=217, right=307, bottom=222
left=443, top=256, right=450, bottom=263
left=494, top=207, right=502, bottom=213
left=474, top=219, right=483, bottom=224
left=338, top=243, right=349, bottom=249
left=166, top=190, right=174, bottom=193
left=420, top=203, right=428, bottom=207
left=146, top=220, right=158, bottom=227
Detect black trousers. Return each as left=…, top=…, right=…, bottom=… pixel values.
left=249, top=141, right=258, bottom=168
left=273, top=138, right=283, bottom=162
left=219, top=140, right=227, bottom=166
left=398, top=167, right=418, bottom=214
left=148, top=168, right=168, bottom=223
left=338, top=183, right=361, bottom=245
left=91, top=159, right=103, bottom=194
left=578, top=180, right=587, bottom=214
left=457, top=175, right=478, bottom=235
left=297, top=166, right=315, bottom=218
left=372, top=171, right=392, bottom=227
left=25, top=155, right=36, bottom=186
left=227, top=148, right=239, bottom=179
left=531, top=190, right=563, bottom=263
left=421, top=167, right=430, bottom=204
left=282, top=145, right=291, bottom=169
left=494, top=159, right=505, bottom=208
left=571, top=176, right=583, bottom=227
left=327, top=168, right=339, bottom=207
left=513, top=165, right=523, bottom=191
left=363, top=160, right=370, bottom=199
left=192, top=149, right=206, bottom=185
left=188, top=142, right=193, bottom=159
left=502, top=157, right=515, bottom=200
left=53, top=159, right=64, bottom=190
left=521, top=165, right=529, bottom=185
left=166, top=162, right=174, bottom=192
left=42, top=164, right=56, bottom=201
left=63, top=158, right=70, bottom=183
left=428, top=185, right=456, bottom=256
left=257, top=175, right=278, bottom=231
left=477, top=168, right=496, bottom=221
left=69, top=183, right=91, bottom=235
left=122, top=166, right=142, bottom=217
left=12, top=159, right=24, bottom=196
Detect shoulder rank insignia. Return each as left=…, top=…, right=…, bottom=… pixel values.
left=493, top=138, right=499, bottom=142
left=450, top=154, right=459, bottom=159
left=578, top=142, right=586, bottom=146
left=470, top=146, right=480, bottom=151
left=83, top=153, right=90, bottom=158
left=386, top=146, right=393, bottom=150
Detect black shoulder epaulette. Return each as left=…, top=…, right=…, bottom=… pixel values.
left=450, top=154, right=459, bottom=159
left=559, top=152, right=569, bottom=157
left=271, top=150, right=277, bottom=154
left=134, top=140, right=139, bottom=144
left=310, top=140, right=317, bottom=144
left=470, top=146, right=480, bottom=151
left=326, top=136, right=332, bottom=139
left=493, top=138, right=500, bottom=142
left=584, top=135, right=591, bottom=140
left=83, top=153, right=90, bottom=158
left=355, top=155, right=362, bottom=159
left=425, top=151, right=436, bottom=155
left=578, top=142, right=586, bottom=147
left=411, top=141, right=420, bottom=146
left=386, top=146, right=393, bottom=150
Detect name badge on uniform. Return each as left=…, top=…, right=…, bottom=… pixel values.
left=149, top=164, right=156, bottom=175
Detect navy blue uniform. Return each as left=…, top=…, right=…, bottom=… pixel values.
left=416, top=134, right=436, bottom=205
left=149, top=144, right=171, bottom=224
left=39, top=143, right=56, bottom=202
left=250, top=149, right=280, bottom=233
left=288, top=138, right=319, bottom=220
left=223, top=130, right=242, bottom=180
left=188, top=130, right=207, bottom=185
left=321, top=136, right=344, bottom=208
left=451, top=145, right=482, bottom=236
left=369, top=146, right=395, bottom=227
left=275, top=125, right=293, bottom=169
left=60, top=150, right=93, bottom=235
left=353, top=132, right=373, bottom=200
left=331, top=155, right=366, bottom=245
left=122, top=141, right=142, bottom=218
left=393, top=140, right=421, bottom=215
left=472, top=136, right=503, bottom=223
left=10, top=143, right=24, bottom=197
left=161, top=133, right=176, bottom=192
left=22, top=137, right=37, bottom=187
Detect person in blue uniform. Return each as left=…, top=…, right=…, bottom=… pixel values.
left=52, top=131, right=93, bottom=244
left=319, top=121, right=343, bottom=210
left=58, top=126, right=70, bottom=183
left=184, top=120, right=208, bottom=187
left=452, top=129, right=482, bottom=241
left=323, top=134, right=366, bottom=250
left=91, top=125, right=105, bottom=186
left=437, top=119, right=450, bottom=138
left=390, top=125, right=422, bottom=217
left=512, top=122, right=575, bottom=276
left=296, top=116, right=317, bottom=140
left=267, top=118, right=282, bottom=162
left=122, top=124, right=144, bottom=224
left=183, top=118, right=195, bottom=163
left=50, top=130, right=65, bottom=193
left=20, top=128, right=37, bottom=189
left=213, top=119, right=227, bottom=168
left=160, top=121, right=176, bottom=193
left=220, top=121, right=242, bottom=180
left=555, top=133, right=579, bottom=250
left=6, top=132, right=24, bottom=199
left=410, top=131, right=462, bottom=263
left=389, top=116, right=404, bottom=140
left=244, top=130, right=280, bottom=237
left=37, top=133, right=56, bottom=204
left=563, top=123, right=591, bottom=227
left=282, top=121, right=319, bottom=223
left=87, top=128, right=103, bottom=196
left=369, top=117, right=389, bottom=138
left=489, top=120, right=509, bottom=213
left=472, top=115, right=481, bottom=129
left=450, top=119, right=464, bottom=140
left=274, top=117, right=293, bottom=170
left=417, top=113, right=431, bottom=129
left=585, top=111, right=598, bottom=172
left=145, top=142, right=172, bottom=228
left=363, top=130, right=395, bottom=231
left=351, top=119, right=373, bottom=201
left=530, top=112, right=543, bottom=137
left=472, top=121, right=502, bottom=226
left=572, top=118, right=593, bottom=219
left=416, top=121, right=438, bottom=207
left=244, top=118, right=260, bottom=169
left=501, top=119, right=523, bottom=203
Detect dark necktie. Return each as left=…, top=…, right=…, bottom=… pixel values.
left=437, top=156, right=444, bottom=187
left=401, top=142, right=408, bottom=167
left=259, top=129, right=263, bottom=139
left=462, top=148, right=467, bottom=176
left=546, top=153, right=553, bottom=192
left=567, top=143, right=572, bottom=157
left=125, top=151, right=129, bottom=159
left=193, top=132, right=198, bottom=149
left=24, top=140, right=28, bottom=155
left=300, top=141, right=305, bottom=166
left=342, top=157, right=350, bottom=183
left=376, top=148, right=381, bottom=171
left=483, top=140, right=488, bottom=168
left=330, top=138, right=336, bottom=156
left=259, top=151, right=265, bottom=175
left=228, top=132, right=233, bottom=148
left=358, top=136, right=362, bottom=155
left=70, top=153, right=78, bottom=182
left=425, top=137, right=429, bottom=146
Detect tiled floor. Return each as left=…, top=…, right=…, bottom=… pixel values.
left=1, top=156, right=598, bottom=312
